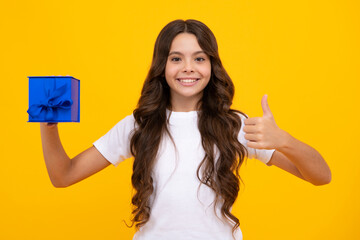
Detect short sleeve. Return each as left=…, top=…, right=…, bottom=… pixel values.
left=237, top=113, right=275, bottom=165
left=93, top=114, right=135, bottom=167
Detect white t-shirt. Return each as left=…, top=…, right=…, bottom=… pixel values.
left=93, top=110, right=275, bottom=240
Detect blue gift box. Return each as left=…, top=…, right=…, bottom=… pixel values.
left=27, top=76, right=80, bottom=122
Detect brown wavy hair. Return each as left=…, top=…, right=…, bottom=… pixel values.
left=129, top=19, right=248, bottom=237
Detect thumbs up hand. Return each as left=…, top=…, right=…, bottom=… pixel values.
left=243, top=95, right=287, bottom=150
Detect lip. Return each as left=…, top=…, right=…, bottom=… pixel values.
left=176, top=77, right=200, bottom=86
left=176, top=77, right=200, bottom=80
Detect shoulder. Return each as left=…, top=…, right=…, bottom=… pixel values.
left=232, top=110, right=248, bottom=123
left=117, top=114, right=135, bottom=124
left=112, top=113, right=136, bottom=130
left=231, top=110, right=248, bottom=136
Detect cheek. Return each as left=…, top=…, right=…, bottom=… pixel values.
left=165, top=63, right=179, bottom=79
left=199, top=63, right=211, bottom=78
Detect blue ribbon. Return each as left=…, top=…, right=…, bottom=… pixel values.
left=27, top=78, right=73, bottom=121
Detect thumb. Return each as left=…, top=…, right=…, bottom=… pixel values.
left=261, top=94, right=273, bottom=117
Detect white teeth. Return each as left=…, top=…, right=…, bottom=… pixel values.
left=179, top=79, right=198, bottom=83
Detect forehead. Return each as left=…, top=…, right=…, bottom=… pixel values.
left=169, top=33, right=203, bottom=53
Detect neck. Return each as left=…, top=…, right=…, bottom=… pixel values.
left=170, top=93, right=202, bottom=112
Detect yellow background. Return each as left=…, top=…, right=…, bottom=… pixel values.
left=1, top=0, right=359, bottom=239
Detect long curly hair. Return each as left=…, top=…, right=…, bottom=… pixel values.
left=129, top=19, right=248, bottom=237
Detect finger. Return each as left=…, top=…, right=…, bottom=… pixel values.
left=261, top=94, right=273, bottom=117
left=243, top=125, right=258, bottom=133
left=244, top=117, right=261, bottom=125
left=246, top=141, right=263, bottom=149
left=244, top=133, right=260, bottom=141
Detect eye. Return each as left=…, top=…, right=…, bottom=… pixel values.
left=170, top=57, right=181, bottom=62
left=195, top=57, right=205, bottom=62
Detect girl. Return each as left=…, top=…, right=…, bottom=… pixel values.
left=40, top=19, right=331, bottom=240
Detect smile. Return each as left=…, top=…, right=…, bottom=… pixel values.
left=176, top=78, right=200, bottom=86
left=179, top=79, right=198, bottom=83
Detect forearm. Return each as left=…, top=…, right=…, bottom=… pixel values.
left=277, top=131, right=331, bottom=186
left=40, top=123, right=71, bottom=187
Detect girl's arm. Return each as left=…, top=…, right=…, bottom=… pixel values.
left=40, top=123, right=110, bottom=187
left=266, top=136, right=331, bottom=186
left=243, top=95, right=331, bottom=186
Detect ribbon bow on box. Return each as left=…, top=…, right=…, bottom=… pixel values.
left=27, top=79, right=73, bottom=121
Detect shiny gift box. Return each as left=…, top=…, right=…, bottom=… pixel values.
left=27, top=76, right=80, bottom=122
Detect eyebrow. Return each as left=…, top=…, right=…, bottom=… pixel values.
left=168, top=51, right=206, bottom=56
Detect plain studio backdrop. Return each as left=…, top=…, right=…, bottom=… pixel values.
left=0, top=0, right=359, bottom=239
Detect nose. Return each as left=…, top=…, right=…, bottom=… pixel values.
left=182, top=60, right=194, bottom=73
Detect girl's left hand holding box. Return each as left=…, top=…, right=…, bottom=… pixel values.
left=27, top=76, right=80, bottom=123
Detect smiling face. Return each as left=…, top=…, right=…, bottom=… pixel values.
left=165, top=33, right=211, bottom=111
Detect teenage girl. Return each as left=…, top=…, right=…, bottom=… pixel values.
left=40, top=19, right=331, bottom=240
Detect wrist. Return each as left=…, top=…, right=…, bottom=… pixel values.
left=276, top=130, right=293, bottom=152
left=40, top=122, right=58, bottom=130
